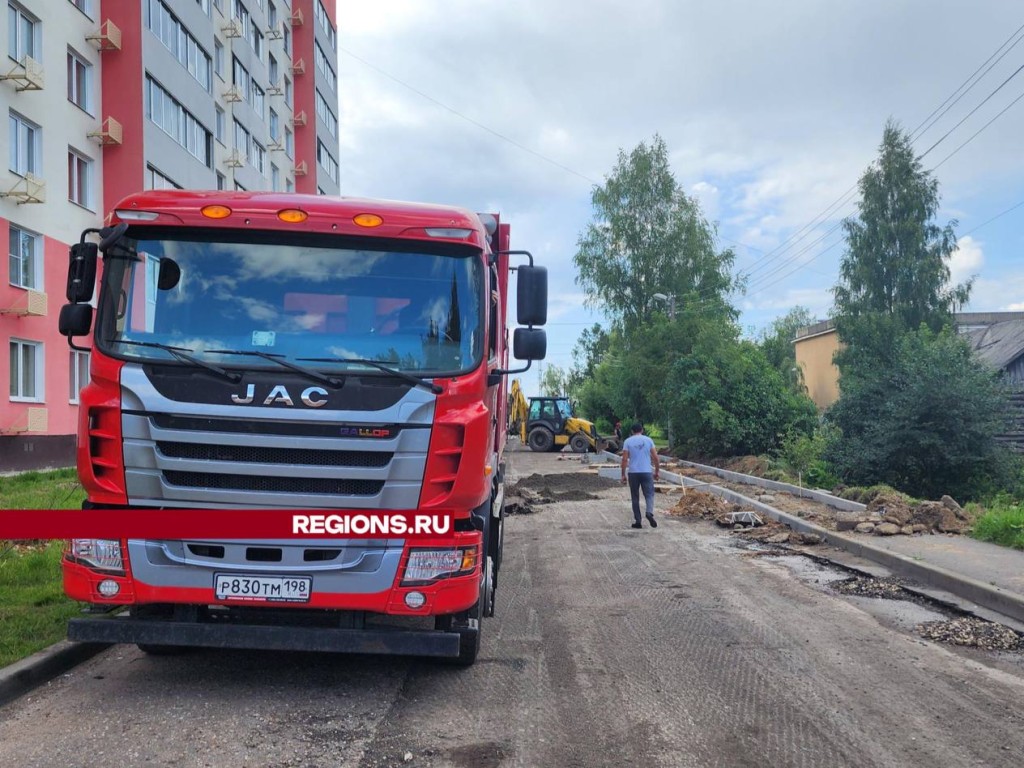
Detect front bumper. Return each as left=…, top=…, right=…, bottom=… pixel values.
left=68, top=615, right=464, bottom=657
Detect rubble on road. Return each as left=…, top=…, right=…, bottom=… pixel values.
left=917, top=617, right=1023, bottom=652
left=667, top=491, right=732, bottom=520
left=505, top=472, right=619, bottom=515
left=832, top=576, right=910, bottom=600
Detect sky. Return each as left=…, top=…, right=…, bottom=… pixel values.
left=333, top=1, right=1024, bottom=394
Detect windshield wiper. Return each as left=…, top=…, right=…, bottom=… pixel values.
left=299, top=357, right=443, bottom=394
left=111, top=339, right=241, bottom=383
left=207, top=350, right=343, bottom=389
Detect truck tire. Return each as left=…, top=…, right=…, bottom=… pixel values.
left=570, top=433, right=590, bottom=453
left=527, top=427, right=554, bottom=452
left=435, top=596, right=482, bottom=666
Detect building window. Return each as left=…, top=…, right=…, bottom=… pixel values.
left=67, top=48, right=93, bottom=112
left=284, top=126, right=293, bottom=158
left=284, top=75, right=292, bottom=106
left=8, top=224, right=40, bottom=290
left=145, top=165, right=181, bottom=190
left=8, top=2, right=39, bottom=62
left=8, top=111, right=40, bottom=176
left=313, top=0, right=335, bottom=49
left=271, top=163, right=279, bottom=191
left=9, top=339, right=43, bottom=402
left=268, top=53, right=278, bottom=86
left=269, top=108, right=279, bottom=141
left=215, top=106, right=225, bottom=142
left=250, top=139, right=266, bottom=174
left=251, top=23, right=263, bottom=59
left=147, top=0, right=212, bottom=91
left=145, top=75, right=213, bottom=167
left=317, top=139, right=337, bottom=182
left=195, top=0, right=211, bottom=16
left=314, top=42, right=336, bottom=92
left=282, top=25, right=290, bottom=55
left=252, top=82, right=265, bottom=118
left=216, top=171, right=226, bottom=190
left=214, top=39, right=224, bottom=78
left=268, top=1, right=277, bottom=28
left=315, top=90, right=337, bottom=137
left=285, top=177, right=293, bottom=192
left=233, top=118, right=250, bottom=156
left=69, top=0, right=93, bottom=17
left=68, top=148, right=93, bottom=208
left=69, top=350, right=90, bottom=403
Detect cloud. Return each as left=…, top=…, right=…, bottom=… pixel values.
left=950, top=235, right=984, bottom=286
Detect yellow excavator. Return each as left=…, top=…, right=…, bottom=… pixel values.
left=508, top=379, right=617, bottom=453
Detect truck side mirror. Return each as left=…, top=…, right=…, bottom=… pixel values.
left=66, top=242, right=98, bottom=303
left=513, top=327, right=547, bottom=361
left=517, top=265, right=547, bottom=326
left=59, top=303, right=94, bottom=337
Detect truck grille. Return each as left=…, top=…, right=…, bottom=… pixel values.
left=162, top=471, right=384, bottom=496
left=157, top=441, right=392, bottom=468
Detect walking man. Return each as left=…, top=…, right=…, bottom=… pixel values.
left=620, top=422, right=660, bottom=529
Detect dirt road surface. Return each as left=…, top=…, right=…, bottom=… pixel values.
left=2, top=447, right=1023, bottom=767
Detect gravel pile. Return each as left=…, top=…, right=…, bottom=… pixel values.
left=831, top=576, right=910, bottom=600
left=917, top=617, right=1022, bottom=651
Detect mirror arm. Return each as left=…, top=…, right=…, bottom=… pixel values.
left=64, top=335, right=92, bottom=354
left=499, top=249, right=534, bottom=266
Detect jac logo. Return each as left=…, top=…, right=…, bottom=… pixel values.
left=230, top=384, right=328, bottom=408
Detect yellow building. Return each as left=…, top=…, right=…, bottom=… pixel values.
left=793, top=320, right=841, bottom=410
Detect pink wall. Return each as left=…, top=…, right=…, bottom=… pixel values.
left=1, top=220, right=82, bottom=437
left=293, top=0, right=319, bottom=194
left=100, top=0, right=145, bottom=213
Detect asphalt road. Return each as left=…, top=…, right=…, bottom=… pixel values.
left=2, top=448, right=1023, bottom=767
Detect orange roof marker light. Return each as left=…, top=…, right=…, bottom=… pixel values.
left=277, top=208, right=308, bottom=223
left=353, top=213, right=383, bottom=228
left=201, top=205, right=232, bottom=219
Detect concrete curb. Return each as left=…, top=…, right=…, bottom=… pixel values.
left=597, top=465, right=1024, bottom=625
left=0, top=641, right=108, bottom=708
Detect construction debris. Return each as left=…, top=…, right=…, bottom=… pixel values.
left=917, top=617, right=1022, bottom=652
left=832, top=576, right=909, bottom=600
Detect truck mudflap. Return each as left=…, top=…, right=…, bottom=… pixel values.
left=68, top=616, right=464, bottom=657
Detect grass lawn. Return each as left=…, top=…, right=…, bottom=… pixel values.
left=972, top=500, right=1024, bottom=551
left=0, top=542, right=81, bottom=667
left=0, top=469, right=86, bottom=667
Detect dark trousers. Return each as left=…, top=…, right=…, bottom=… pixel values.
left=628, top=472, right=655, bottom=522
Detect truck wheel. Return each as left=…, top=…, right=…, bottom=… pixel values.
left=570, top=433, right=590, bottom=453
left=435, top=597, right=482, bottom=666
left=527, top=428, right=554, bottom=452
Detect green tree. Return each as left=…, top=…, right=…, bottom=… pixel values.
left=826, top=327, right=1011, bottom=500
left=833, top=120, right=971, bottom=362
left=566, top=324, right=610, bottom=400
left=573, top=135, right=737, bottom=333
left=758, top=306, right=816, bottom=388
left=540, top=364, right=568, bottom=397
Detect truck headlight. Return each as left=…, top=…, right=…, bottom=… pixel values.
left=401, top=546, right=477, bottom=585
left=70, top=539, right=124, bottom=572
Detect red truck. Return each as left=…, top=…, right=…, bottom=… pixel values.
left=57, top=191, right=547, bottom=665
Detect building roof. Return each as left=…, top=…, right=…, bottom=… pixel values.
left=962, top=319, right=1024, bottom=371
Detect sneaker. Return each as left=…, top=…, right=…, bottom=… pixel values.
left=647, top=516, right=658, bottom=528
left=630, top=522, right=643, bottom=529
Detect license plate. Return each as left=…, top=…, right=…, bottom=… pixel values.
left=214, top=573, right=311, bottom=603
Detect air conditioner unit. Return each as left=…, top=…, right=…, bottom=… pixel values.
left=266, top=23, right=283, bottom=40
left=289, top=110, right=307, bottom=127
left=0, top=173, right=46, bottom=204
left=222, top=85, right=244, bottom=103
left=86, top=19, right=122, bottom=51
left=266, top=80, right=284, bottom=95
left=293, top=161, right=308, bottom=176
left=0, top=407, right=48, bottom=434
left=0, top=289, right=47, bottom=316
left=267, top=140, right=285, bottom=152
left=87, top=116, right=124, bottom=146
left=221, top=19, right=243, bottom=38
left=0, top=56, right=44, bottom=91
left=289, top=59, right=305, bottom=75
left=224, top=150, right=245, bottom=168
left=290, top=9, right=304, bottom=26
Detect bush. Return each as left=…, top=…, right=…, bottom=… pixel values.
left=972, top=497, right=1024, bottom=550
left=827, top=326, right=1014, bottom=500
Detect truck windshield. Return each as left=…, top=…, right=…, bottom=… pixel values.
left=96, top=229, right=484, bottom=376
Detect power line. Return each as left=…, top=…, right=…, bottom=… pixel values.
left=929, top=86, right=1024, bottom=170
left=962, top=198, right=1024, bottom=236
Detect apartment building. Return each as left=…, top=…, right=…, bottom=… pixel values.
left=1, top=0, right=340, bottom=470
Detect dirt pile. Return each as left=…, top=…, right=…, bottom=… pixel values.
left=505, top=472, right=619, bottom=514
left=917, top=617, right=1022, bottom=652
left=668, top=491, right=732, bottom=520
left=832, top=576, right=909, bottom=600
left=854, top=493, right=974, bottom=536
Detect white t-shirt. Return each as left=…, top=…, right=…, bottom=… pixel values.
left=623, top=434, right=655, bottom=474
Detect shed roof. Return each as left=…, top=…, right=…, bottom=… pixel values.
left=962, top=319, right=1024, bottom=371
